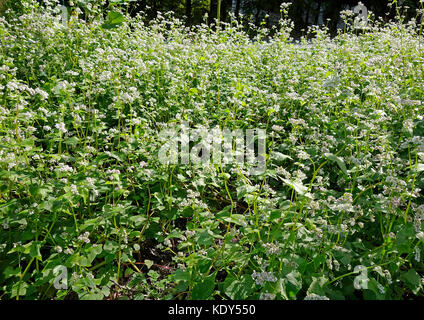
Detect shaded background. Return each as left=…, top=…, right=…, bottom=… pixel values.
left=124, top=0, right=423, bottom=35
left=1, top=1, right=423, bottom=37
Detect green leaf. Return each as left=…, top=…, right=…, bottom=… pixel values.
left=197, top=230, right=214, bottom=246
left=264, top=278, right=286, bottom=299
left=222, top=214, right=247, bottom=226
left=129, top=215, right=147, bottom=227
left=188, top=88, right=198, bottom=95
left=273, top=152, right=293, bottom=163
left=198, top=257, right=213, bottom=274
left=394, top=223, right=416, bottom=253
left=134, top=293, right=145, bottom=300
left=11, top=282, right=28, bottom=298
left=3, top=266, right=20, bottom=279
left=223, top=275, right=254, bottom=299
left=84, top=245, right=103, bottom=264
left=400, top=269, right=422, bottom=294
left=285, top=270, right=302, bottom=299
left=148, top=270, right=160, bottom=281
left=191, top=272, right=216, bottom=299
left=281, top=178, right=308, bottom=196
left=103, top=241, right=119, bottom=253
left=236, top=185, right=258, bottom=200
left=102, top=11, right=125, bottom=29
left=80, top=292, right=104, bottom=300
left=144, top=259, right=154, bottom=269
left=173, top=269, right=191, bottom=282
left=63, top=136, right=80, bottom=146
left=325, top=153, right=348, bottom=176
left=68, top=253, right=90, bottom=267
left=363, top=278, right=386, bottom=300
left=307, top=276, right=328, bottom=296
left=30, top=241, right=42, bottom=261
left=269, top=210, right=282, bottom=220
left=108, top=11, right=125, bottom=24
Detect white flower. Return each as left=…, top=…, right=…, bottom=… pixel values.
left=55, top=122, right=67, bottom=134
left=86, top=177, right=95, bottom=187
left=78, top=231, right=90, bottom=243
left=259, top=292, right=276, bottom=300
left=252, top=271, right=277, bottom=286
left=262, top=242, right=281, bottom=255
left=304, top=294, right=330, bottom=300
left=70, top=184, right=79, bottom=195
left=64, top=248, right=74, bottom=255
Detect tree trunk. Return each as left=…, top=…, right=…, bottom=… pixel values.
left=186, top=0, right=192, bottom=26
left=209, top=0, right=218, bottom=25
left=304, top=1, right=310, bottom=29
left=254, top=1, right=260, bottom=24
left=323, top=0, right=342, bottom=35
left=315, top=0, right=322, bottom=25
left=221, top=0, right=232, bottom=22
left=235, top=0, right=240, bottom=17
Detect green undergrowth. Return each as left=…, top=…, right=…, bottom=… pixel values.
left=0, top=0, right=424, bottom=300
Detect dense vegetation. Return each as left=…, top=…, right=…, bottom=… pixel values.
left=0, top=0, right=423, bottom=300
left=2, top=1, right=423, bottom=35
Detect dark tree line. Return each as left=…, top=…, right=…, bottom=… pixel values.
left=123, top=0, right=422, bottom=35
left=3, top=1, right=423, bottom=36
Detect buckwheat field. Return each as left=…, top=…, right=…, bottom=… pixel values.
left=0, top=0, right=423, bottom=300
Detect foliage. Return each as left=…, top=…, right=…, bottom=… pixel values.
left=0, top=0, right=423, bottom=300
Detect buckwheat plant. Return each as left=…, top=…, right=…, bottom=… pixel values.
left=0, top=0, right=423, bottom=300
